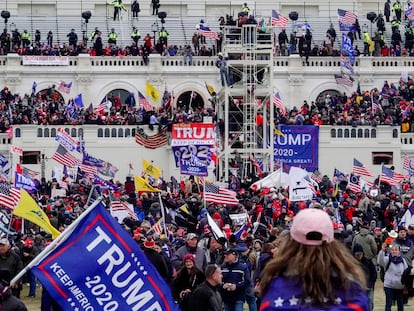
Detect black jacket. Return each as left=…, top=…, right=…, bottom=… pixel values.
left=189, top=280, right=222, bottom=311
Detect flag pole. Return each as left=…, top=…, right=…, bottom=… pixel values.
left=378, top=163, right=383, bottom=194
left=10, top=197, right=103, bottom=286
left=158, top=193, right=167, bottom=235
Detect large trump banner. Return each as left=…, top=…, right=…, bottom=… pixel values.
left=172, top=123, right=215, bottom=176
left=274, top=125, right=319, bottom=171
left=29, top=202, right=180, bottom=311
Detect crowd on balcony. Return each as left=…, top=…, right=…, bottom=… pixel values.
left=0, top=69, right=414, bottom=134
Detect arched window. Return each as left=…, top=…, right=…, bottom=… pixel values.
left=15, top=128, right=21, bottom=138
left=125, top=128, right=131, bottom=137
left=104, top=128, right=110, bottom=137
left=118, top=128, right=124, bottom=137
left=357, top=129, right=362, bottom=138
left=71, top=128, right=77, bottom=137
left=111, top=128, right=117, bottom=137
left=330, top=129, right=336, bottom=138
left=37, top=128, right=43, bottom=137
left=351, top=129, right=356, bottom=138
left=51, top=128, right=57, bottom=137
left=44, top=128, right=50, bottom=137
left=364, top=129, right=370, bottom=138
left=98, top=128, right=103, bottom=137
left=371, top=129, right=377, bottom=138
left=344, top=129, right=350, bottom=138
left=337, top=129, right=343, bottom=138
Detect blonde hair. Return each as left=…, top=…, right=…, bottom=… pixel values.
left=259, top=235, right=366, bottom=305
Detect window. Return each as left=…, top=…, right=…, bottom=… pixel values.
left=21, top=151, right=40, bottom=164
left=37, top=128, right=43, bottom=137
left=372, top=152, right=393, bottom=165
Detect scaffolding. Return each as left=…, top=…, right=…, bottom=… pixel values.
left=217, top=24, right=275, bottom=182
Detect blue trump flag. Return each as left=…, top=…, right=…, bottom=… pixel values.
left=29, top=201, right=181, bottom=311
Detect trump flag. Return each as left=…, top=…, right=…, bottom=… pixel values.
left=29, top=201, right=180, bottom=311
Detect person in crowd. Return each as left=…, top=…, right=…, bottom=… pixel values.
left=393, top=0, right=402, bottom=22
left=172, top=253, right=205, bottom=311
left=385, top=0, right=392, bottom=22
left=131, top=0, right=140, bottom=18
left=352, top=243, right=377, bottom=311
left=393, top=226, right=414, bottom=262
left=131, top=27, right=141, bottom=45
left=47, top=31, right=53, bottom=47
left=151, top=0, right=160, bottom=16
left=183, top=45, right=193, bottom=65
left=171, top=233, right=207, bottom=272
left=0, top=282, right=27, bottom=311
left=21, top=239, right=39, bottom=298
left=110, top=0, right=126, bottom=21
left=352, top=221, right=378, bottom=264
left=216, top=52, right=231, bottom=87
left=107, top=28, right=118, bottom=45
left=188, top=264, right=223, bottom=311
left=67, top=29, right=78, bottom=49
left=141, top=236, right=170, bottom=281
left=377, top=243, right=409, bottom=311
left=0, top=238, right=23, bottom=298
left=258, top=208, right=369, bottom=311
left=221, top=247, right=251, bottom=311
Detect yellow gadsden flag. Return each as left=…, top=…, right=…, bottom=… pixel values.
left=146, top=82, right=160, bottom=103
left=13, top=189, right=60, bottom=239
left=142, top=159, right=162, bottom=179
left=134, top=176, right=161, bottom=192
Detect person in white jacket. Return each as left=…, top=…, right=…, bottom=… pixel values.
left=377, top=243, right=409, bottom=311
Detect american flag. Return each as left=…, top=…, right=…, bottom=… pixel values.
left=58, top=81, right=72, bottom=94
left=198, top=25, right=219, bottom=40
left=352, top=158, right=374, bottom=177
left=334, top=74, right=354, bottom=87
left=135, top=127, right=168, bottom=149
left=403, top=155, right=414, bottom=175
left=380, top=166, right=405, bottom=186
left=16, top=164, right=39, bottom=179
left=203, top=182, right=239, bottom=206
left=304, top=175, right=317, bottom=195
left=337, top=9, right=357, bottom=26
left=110, top=200, right=138, bottom=221
left=311, top=169, right=323, bottom=183
left=95, top=97, right=112, bottom=114
left=52, top=144, right=80, bottom=167
left=78, top=164, right=98, bottom=175
left=271, top=10, right=289, bottom=28
left=149, top=219, right=164, bottom=234
left=273, top=92, right=287, bottom=115
left=0, top=184, right=20, bottom=210
left=348, top=173, right=361, bottom=193
left=138, top=91, right=153, bottom=111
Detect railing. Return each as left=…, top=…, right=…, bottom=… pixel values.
left=3, top=54, right=414, bottom=70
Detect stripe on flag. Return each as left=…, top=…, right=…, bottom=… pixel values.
left=204, top=182, right=239, bottom=206
left=52, top=144, right=81, bottom=167
left=271, top=10, right=289, bottom=28
left=135, top=127, right=168, bottom=149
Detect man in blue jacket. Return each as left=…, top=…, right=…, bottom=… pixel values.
left=221, top=248, right=251, bottom=311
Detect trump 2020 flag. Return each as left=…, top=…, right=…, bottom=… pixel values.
left=31, top=202, right=180, bottom=311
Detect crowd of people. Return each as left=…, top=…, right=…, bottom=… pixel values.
left=2, top=1, right=414, bottom=60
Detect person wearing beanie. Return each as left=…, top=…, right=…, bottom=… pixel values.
left=188, top=264, right=223, bottom=311
left=172, top=253, right=205, bottom=311
left=352, top=243, right=377, bottom=311
left=171, top=233, right=207, bottom=272
left=142, top=236, right=169, bottom=281
left=259, top=208, right=369, bottom=311
left=352, top=222, right=378, bottom=264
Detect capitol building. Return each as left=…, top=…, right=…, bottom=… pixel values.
left=0, top=0, right=413, bottom=183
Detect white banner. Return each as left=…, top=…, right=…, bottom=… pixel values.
left=229, top=213, right=248, bottom=226
left=22, top=56, right=70, bottom=66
